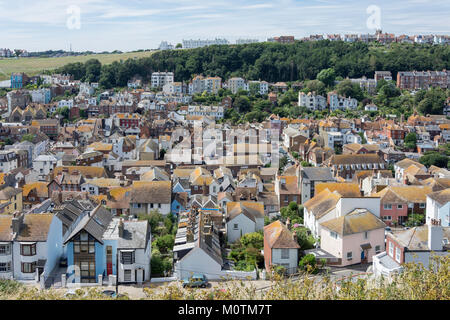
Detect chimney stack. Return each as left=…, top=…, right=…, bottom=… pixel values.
left=286, top=217, right=291, bottom=230
left=293, top=230, right=298, bottom=244
left=11, top=211, right=24, bottom=234
left=428, top=219, right=443, bottom=251
left=118, top=218, right=124, bottom=238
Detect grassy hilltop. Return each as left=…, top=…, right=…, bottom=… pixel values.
left=0, top=51, right=156, bottom=81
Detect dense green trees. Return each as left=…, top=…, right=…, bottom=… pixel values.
left=417, top=87, right=448, bottom=115
left=54, top=41, right=450, bottom=90
left=316, top=68, right=336, bottom=87
left=404, top=133, right=417, bottom=150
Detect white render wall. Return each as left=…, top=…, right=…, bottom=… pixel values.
left=335, top=197, right=381, bottom=218
left=226, top=214, right=255, bottom=243
left=175, top=247, right=222, bottom=280
left=12, top=241, right=47, bottom=280
left=271, top=248, right=298, bottom=273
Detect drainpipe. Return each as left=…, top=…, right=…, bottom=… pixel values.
left=10, top=241, right=14, bottom=280
left=115, top=247, right=119, bottom=294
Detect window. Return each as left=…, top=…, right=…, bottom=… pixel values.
left=389, top=242, right=394, bottom=257
left=397, top=204, right=403, bottom=209
left=233, top=224, right=238, bottom=230
left=121, top=251, right=135, bottom=265
left=124, top=269, right=132, bottom=282
left=395, top=247, right=401, bottom=263
left=347, top=252, right=352, bottom=260
left=384, top=204, right=392, bottom=210
left=281, top=249, right=290, bottom=259
left=364, top=231, right=369, bottom=239
left=21, top=243, right=36, bottom=256
left=375, top=245, right=381, bottom=254
left=21, top=262, right=36, bottom=273
left=73, top=232, right=95, bottom=254
left=419, top=203, right=425, bottom=208
left=383, top=216, right=392, bottom=221
left=0, top=244, right=11, bottom=255
left=0, top=262, right=11, bottom=273
left=330, top=231, right=338, bottom=239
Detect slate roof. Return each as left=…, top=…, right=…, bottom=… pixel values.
left=63, top=205, right=113, bottom=244
left=301, top=167, right=334, bottom=181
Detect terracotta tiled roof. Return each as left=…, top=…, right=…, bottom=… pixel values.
left=264, top=220, right=300, bottom=249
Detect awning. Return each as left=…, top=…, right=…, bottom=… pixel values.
left=360, top=243, right=372, bottom=250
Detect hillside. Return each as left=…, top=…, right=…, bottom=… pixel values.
left=0, top=51, right=157, bottom=81
left=53, top=41, right=450, bottom=89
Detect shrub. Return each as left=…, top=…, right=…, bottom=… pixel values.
left=299, top=254, right=318, bottom=274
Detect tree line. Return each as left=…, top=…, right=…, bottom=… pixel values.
left=54, top=41, right=450, bottom=89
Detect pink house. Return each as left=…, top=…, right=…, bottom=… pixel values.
left=319, top=209, right=386, bottom=266
left=374, top=186, right=433, bottom=226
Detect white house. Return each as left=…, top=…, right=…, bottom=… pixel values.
left=0, top=150, right=18, bottom=174
left=103, top=219, right=152, bottom=284
left=58, top=99, right=74, bottom=109
left=327, top=92, right=358, bottom=111
left=304, top=189, right=381, bottom=239
left=174, top=212, right=223, bottom=280
left=33, top=154, right=58, bottom=180
left=226, top=202, right=264, bottom=243
left=426, top=189, right=450, bottom=227
left=298, top=92, right=326, bottom=111
left=0, top=213, right=63, bottom=283
left=129, top=181, right=172, bottom=216
left=151, top=72, right=174, bottom=88
left=373, top=221, right=450, bottom=279
left=264, top=220, right=300, bottom=275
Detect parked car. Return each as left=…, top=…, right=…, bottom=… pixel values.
left=102, top=290, right=126, bottom=299
left=182, top=274, right=208, bottom=288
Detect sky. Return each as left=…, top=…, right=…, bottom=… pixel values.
left=0, top=0, right=449, bottom=52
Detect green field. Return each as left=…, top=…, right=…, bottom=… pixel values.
left=0, top=51, right=157, bottom=81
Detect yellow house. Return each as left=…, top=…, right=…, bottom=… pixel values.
left=0, top=187, right=23, bottom=214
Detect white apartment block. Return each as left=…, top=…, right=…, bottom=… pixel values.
left=298, top=92, right=327, bottom=110
left=189, top=76, right=222, bottom=95
left=235, top=39, right=259, bottom=45
left=57, top=99, right=74, bottom=109
left=151, top=72, right=174, bottom=88
left=227, top=77, right=248, bottom=94
left=327, top=92, right=358, bottom=111
left=163, top=82, right=184, bottom=95
left=182, top=38, right=229, bottom=49
left=187, top=105, right=224, bottom=119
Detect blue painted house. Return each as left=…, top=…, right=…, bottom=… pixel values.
left=173, top=178, right=191, bottom=195
left=64, top=205, right=114, bottom=283
left=10, top=73, right=29, bottom=89
left=63, top=205, right=152, bottom=284
left=171, top=192, right=188, bottom=215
